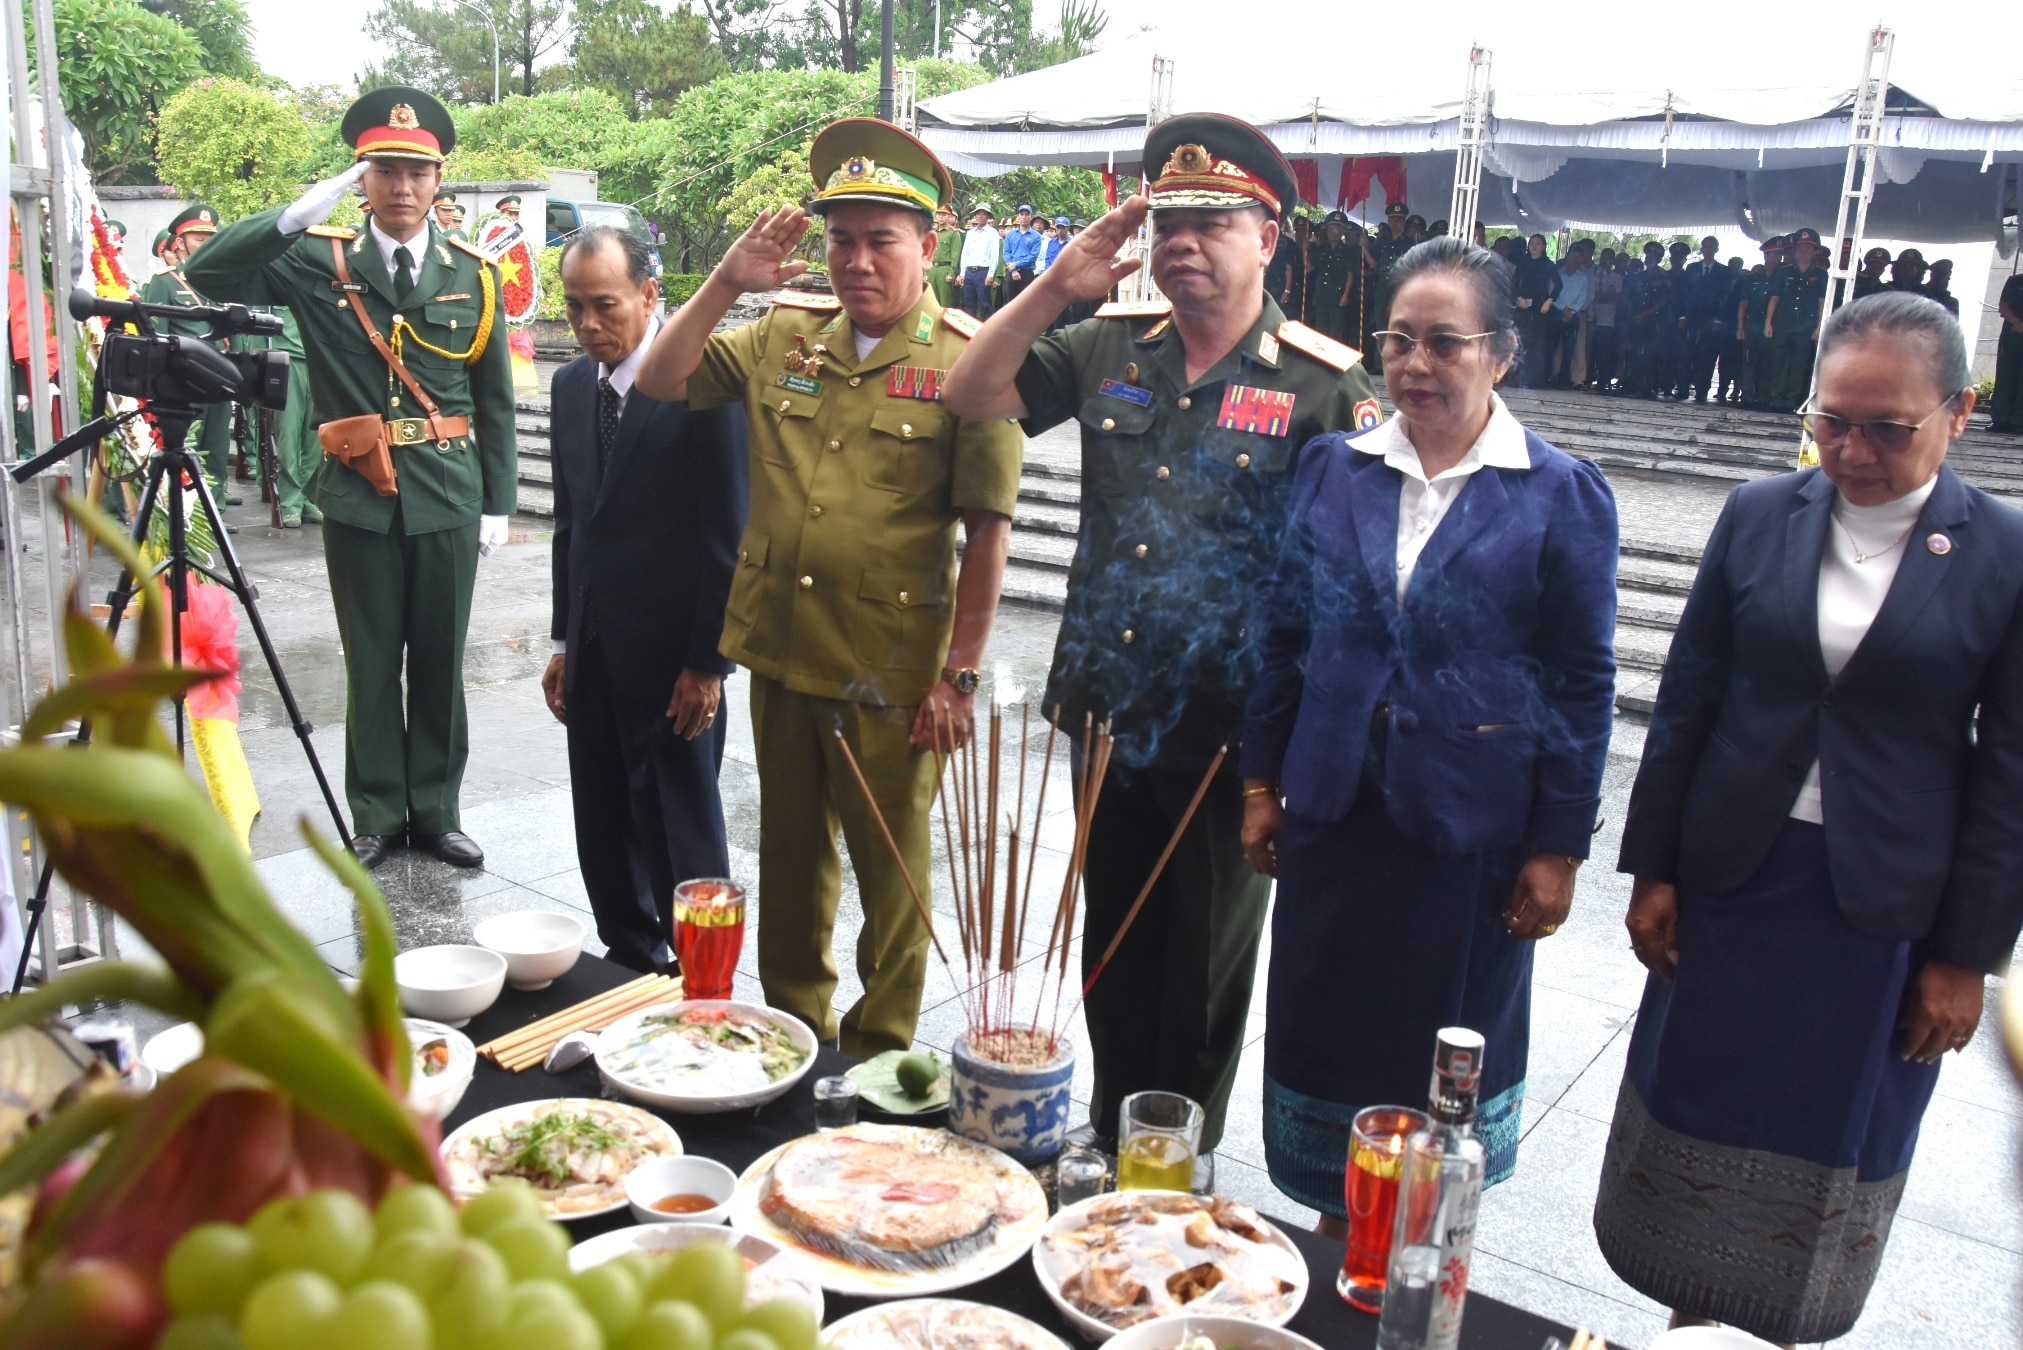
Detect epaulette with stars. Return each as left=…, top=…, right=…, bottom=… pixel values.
left=773, top=289, right=843, bottom=312
left=305, top=225, right=356, bottom=239
left=1275, top=320, right=1363, bottom=372
left=445, top=235, right=493, bottom=264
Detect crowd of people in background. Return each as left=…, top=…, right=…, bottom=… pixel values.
left=933, top=200, right=1092, bottom=324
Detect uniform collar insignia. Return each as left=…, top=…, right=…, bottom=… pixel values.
left=1135, top=317, right=1171, bottom=343
left=913, top=310, right=935, bottom=344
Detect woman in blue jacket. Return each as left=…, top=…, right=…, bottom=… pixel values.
left=1240, top=236, right=1619, bottom=1223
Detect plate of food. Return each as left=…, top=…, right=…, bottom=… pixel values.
left=440, top=1097, right=681, bottom=1219
left=822, top=1297, right=1071, bottom=1348
left=567, top=1222, right=824, bottom=1323
left=595, top=1000, right=817, bottom=1113
left=728, top=1123, right=1048, bottom=1297
left=1034, top=1192, right=1309, bottom=1339
left=405, top=1018, right=476, bottom=1120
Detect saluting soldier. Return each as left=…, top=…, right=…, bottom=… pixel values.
left=140, top=204, right=240, bottom=501
left=633, top=119, right=1022, bottom=1057
left=185, top=86, right=517, bottom=869
left=1764, top=226, right=1829, bottom=414
left=1736, top=235, right=1786, bottom=409
left=944, top=113, right=1380, bottom=1172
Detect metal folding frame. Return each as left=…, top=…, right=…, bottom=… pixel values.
left=1449, top=45, right=1494, bottom=246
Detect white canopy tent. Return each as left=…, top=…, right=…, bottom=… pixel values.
left=917, top=28, right=2023, bottom=246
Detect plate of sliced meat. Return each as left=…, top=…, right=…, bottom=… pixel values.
left=727, top=1123, right=1048, bottom=1296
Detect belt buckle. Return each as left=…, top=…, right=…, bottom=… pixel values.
left=389, top=418, right=426, bottom=446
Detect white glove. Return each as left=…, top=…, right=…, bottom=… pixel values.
left=478, top=515, right=509, bottom=558
left=278, top=161, right=369, bottom=235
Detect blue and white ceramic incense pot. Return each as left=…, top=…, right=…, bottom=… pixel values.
left=948, top=1033, right=1075, bottom=1163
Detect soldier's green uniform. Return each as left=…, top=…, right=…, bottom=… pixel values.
left=685, top=120, right=1023, bottom=1056
left=141, top=204, right=233, bottom=491
left=1014, top=114, right=1380, bottom=1154
left=1308, top=214, right=1358, bottom=346
left=184, top=87, right=516, bottom=849
left=928, top=220, right=962, bottom=307
left=235, top=306, right=319, bottom=523
left=1737, top=237, right=1786, bottom=409
left=1769, top=228, right=1830, bottom=413
left=1366, top=206, right=1416, bottom=362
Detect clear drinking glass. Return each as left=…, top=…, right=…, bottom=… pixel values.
left=672, top=878, right=745, bottom=1000
left=1116, top=1091, right=1205, bottom=1192
left=812, top=1075, right=859, bottom=1131
left=1057, top=1146, right=1109, bottom=1208
left=1340, top=1105, right=1429, bottom=1312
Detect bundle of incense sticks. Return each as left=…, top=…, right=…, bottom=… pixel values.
left=476, top=973, right=682, bottom=1071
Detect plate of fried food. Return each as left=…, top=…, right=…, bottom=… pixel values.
left=822, top=1297, right=1072, bottom=1349
left=1034, top=1192, right=1309, bottom=1340
left=728, top=1123, right=1048, bottom=1297
left=440, top=1097, right=681, bottom=1219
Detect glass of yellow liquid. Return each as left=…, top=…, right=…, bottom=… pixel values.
left=1117, top=1090, right=1205, bottom=1192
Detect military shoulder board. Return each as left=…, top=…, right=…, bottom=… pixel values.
left=305, top=225, right=356, bottom=239
left=774, top=289, right=843, bottom=311
left=445, top=235, right=492, bottom=261
left=1094, top=299, right=1173, bottom=319
left=940, top=306, right=983, bottom=338
left=1276, top=320, right=1363, bottom=372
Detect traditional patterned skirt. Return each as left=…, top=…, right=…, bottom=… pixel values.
left=1263, top=793, right=1531, bottom=1218
left=1593, top=819, right=1942, bottom=1344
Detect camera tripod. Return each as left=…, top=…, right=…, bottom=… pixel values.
left=8, top=403, right=350, bottom=994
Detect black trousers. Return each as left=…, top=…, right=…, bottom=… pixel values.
left=1077, top=757, right=1269, bottom=1153
left=567, top=631, right=731, bottom=973
left=1993, top=326, right=2023, bottom=432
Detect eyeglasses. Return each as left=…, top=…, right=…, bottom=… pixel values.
left=1370, top=330, right=1497, bottom=363
left=1798, top=393, right=1961, bottom=455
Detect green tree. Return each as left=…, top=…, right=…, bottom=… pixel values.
left=154, top=78, right=313, bottom=220
left=362, top=0, right=568, bottom=102
left=36, top=0, right=206, bottom=182
left=443, top=143, right=546, bottom=182
left=565, top=0, right=725, bottom=118
left=140, top=0, right=259, bottom=78
left=288, top=83, right=358, bottom=181
left=453, top=88, right=633, bottom=169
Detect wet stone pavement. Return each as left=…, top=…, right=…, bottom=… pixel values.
left=53, top=421, right=2022, bottom=1350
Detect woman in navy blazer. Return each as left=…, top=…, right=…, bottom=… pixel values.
left=1240, top=237, right=1619, bottom=1226
left=1593, top=294, right=2023, bottom=1345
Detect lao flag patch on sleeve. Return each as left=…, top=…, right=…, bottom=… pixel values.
left=1353, top=398, right=1382, bottom=430
left=1217, top=384, right=1296, bottom=436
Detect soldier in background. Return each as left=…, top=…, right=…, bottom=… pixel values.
left=1266, top=215, right=1306, bottom=323
left=1736, top=235, right=1787, bottom=408
left=140, top=204, right=237, bottom=503
left=432, top=191, right=459, bottom=235
left=1764, top=226, right=1829, bottom=413
left=1366, top=201, right=1415, bottom=368
left=1309, top=211, right=1358, bottom=346
left=927, top=205, right=961, bottom=307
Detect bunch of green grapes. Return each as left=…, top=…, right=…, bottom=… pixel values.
left=155, top=1180, right=820, bottom=1350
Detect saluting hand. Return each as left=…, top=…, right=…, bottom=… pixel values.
left=1034, top=195, right=1150, bottom=303
left=714, top=207, right=812, bottom=295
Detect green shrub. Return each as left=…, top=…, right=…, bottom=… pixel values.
left=662, top=273, right=705, bottom=306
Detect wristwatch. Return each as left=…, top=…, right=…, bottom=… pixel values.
left=941, top=666, right=981, bottom=694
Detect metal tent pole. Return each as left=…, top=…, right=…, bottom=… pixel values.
left=1449, top=45, right=1493, bottom=246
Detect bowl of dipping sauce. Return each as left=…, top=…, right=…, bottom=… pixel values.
left=625, top=1154, right=738, bottom=1226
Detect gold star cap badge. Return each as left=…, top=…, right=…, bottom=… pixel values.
left=1143, top=112, right=1297, bottom=216
left=808, top=118, right=954, bottom=216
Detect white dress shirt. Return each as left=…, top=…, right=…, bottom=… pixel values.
left=959, top=225, right=1001, bottom=272
left=554, top=316, right=664, bottom=655
left=368, top=217, right=435, bottom=285
left=1355, top=393, right=1534, bottom=602
left=1788, top=474, right=1938, bottom=823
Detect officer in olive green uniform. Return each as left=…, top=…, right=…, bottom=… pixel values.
left=1366, top=201, right=1416, bottom=365
left=234, top=305, right=319, bottom=525
left=928, top=206, right=962, bottom=307
left=1766, top=226, right=1829, bottom=413
left=1309, top=211, right=1359, bottom=347
left=944, top=113, right=1379, bottom=1159
left=639, top=119, right=1023, bottom=1056
left=140, top=205, right=237, bottom=497
left=1736, top=235, right=1786, bottom=409
left=185, top=86, right=516, bottom=869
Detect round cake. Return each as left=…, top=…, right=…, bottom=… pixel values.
left=759, top=1129, right=1006, bottom=1270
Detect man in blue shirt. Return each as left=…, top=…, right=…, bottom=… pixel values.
left=1001, top=203, right=1043, bottom=305
left=1552, top=239, right=1597, bottom=387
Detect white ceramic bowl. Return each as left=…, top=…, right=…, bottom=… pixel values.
left=393, top=945, right=507, bottom=1027
left=141, top=1021, right=205, bottom=1076
left=567, top=1223, right=823, bottom=1324
left=473, top=910, right=586, bottom=991
left=624, top=1154, right=738, bottom=1225
left=1104, top=1315, right=1326, bottom=1350
left=594, top=1000, right=819, bottom=1114
left=1034, top=1193, right=1309, bottom=1342
left=404, top=1018, right=477, bottom=1119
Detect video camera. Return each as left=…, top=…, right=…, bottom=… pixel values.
left=68, top=287, right=291, bottom=412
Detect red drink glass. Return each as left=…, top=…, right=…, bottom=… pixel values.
left=1338, top=1104, right=1427, bottom=1312
left=672, top=878, right=745, bottom=1000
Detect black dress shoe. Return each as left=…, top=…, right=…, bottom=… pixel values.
left=412, top=830, right=484, bottom=867
left=351, top=833, right=403, bottom=869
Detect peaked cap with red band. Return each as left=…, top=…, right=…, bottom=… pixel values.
left=342, top=85, right=457, bottom=164
left=1143, top=112, right=1297, bottom=218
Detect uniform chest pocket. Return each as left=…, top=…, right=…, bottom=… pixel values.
left=757, top=389, right=818, bottom=466
left=1197, top=422, right=1294, bottom=477
left=1077, top=393, right=1156, bottom=497
left=863, top=404, right=949, bottom=493
left=420, top=298, right=480, bottom=336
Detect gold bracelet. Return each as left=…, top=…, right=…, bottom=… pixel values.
left=1242, top=784, right=1277, bottom=799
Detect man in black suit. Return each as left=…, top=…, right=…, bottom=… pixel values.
left=543, top=226, right=749, bottom=972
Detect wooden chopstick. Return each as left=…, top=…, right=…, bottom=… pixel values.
left=477, top=974, right=676, bottom=1064
left=490, top=980, right=683, bottom=1070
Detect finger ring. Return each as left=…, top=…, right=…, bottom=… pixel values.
left=1540, top=923, right=1559, bottom=936
left=1952, top=1035, right=1969, bottom=1047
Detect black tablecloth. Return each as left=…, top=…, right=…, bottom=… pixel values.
left=447, top=955, right=1574, bottom=1350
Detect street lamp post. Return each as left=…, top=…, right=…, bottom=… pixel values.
left=877, top=0, right=895, bottom=121
left=450, top=0, right=501, bottom=104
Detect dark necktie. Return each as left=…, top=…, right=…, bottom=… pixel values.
left=393, top=245, right=415, bottom=302
left=597, top=375, right=621, bottom=473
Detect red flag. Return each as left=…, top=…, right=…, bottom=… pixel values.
left=1102, top=166, right=1118, bottom=208
left=1290, top=159, right=1320, bottom=207
left=1339, top=157, right=1409, bottom=215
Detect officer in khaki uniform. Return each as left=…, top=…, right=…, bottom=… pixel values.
left=634, top=119, right=1022, bottom=1056
left=928, top=206, right=962, bottom=307
left=944, top=114, right=1379, bottom=1165
left=186, top=86, right=516, bottom=869
left=141, top=204, right=238, bottom=498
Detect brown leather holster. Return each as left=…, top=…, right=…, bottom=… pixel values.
left=319, top=237, right=470, bottom=497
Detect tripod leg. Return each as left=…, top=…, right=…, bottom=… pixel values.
left=181, top=464, right=353, bottom=846
left=9, top=855, right=57, bottom=997
left=101, top=453, right=169, bottom=642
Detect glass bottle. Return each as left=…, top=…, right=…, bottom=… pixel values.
left=1374, top=1027, right=1487, bottom=1350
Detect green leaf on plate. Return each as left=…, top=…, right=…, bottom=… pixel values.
left=847, top=1048, right=950, bottom=1114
